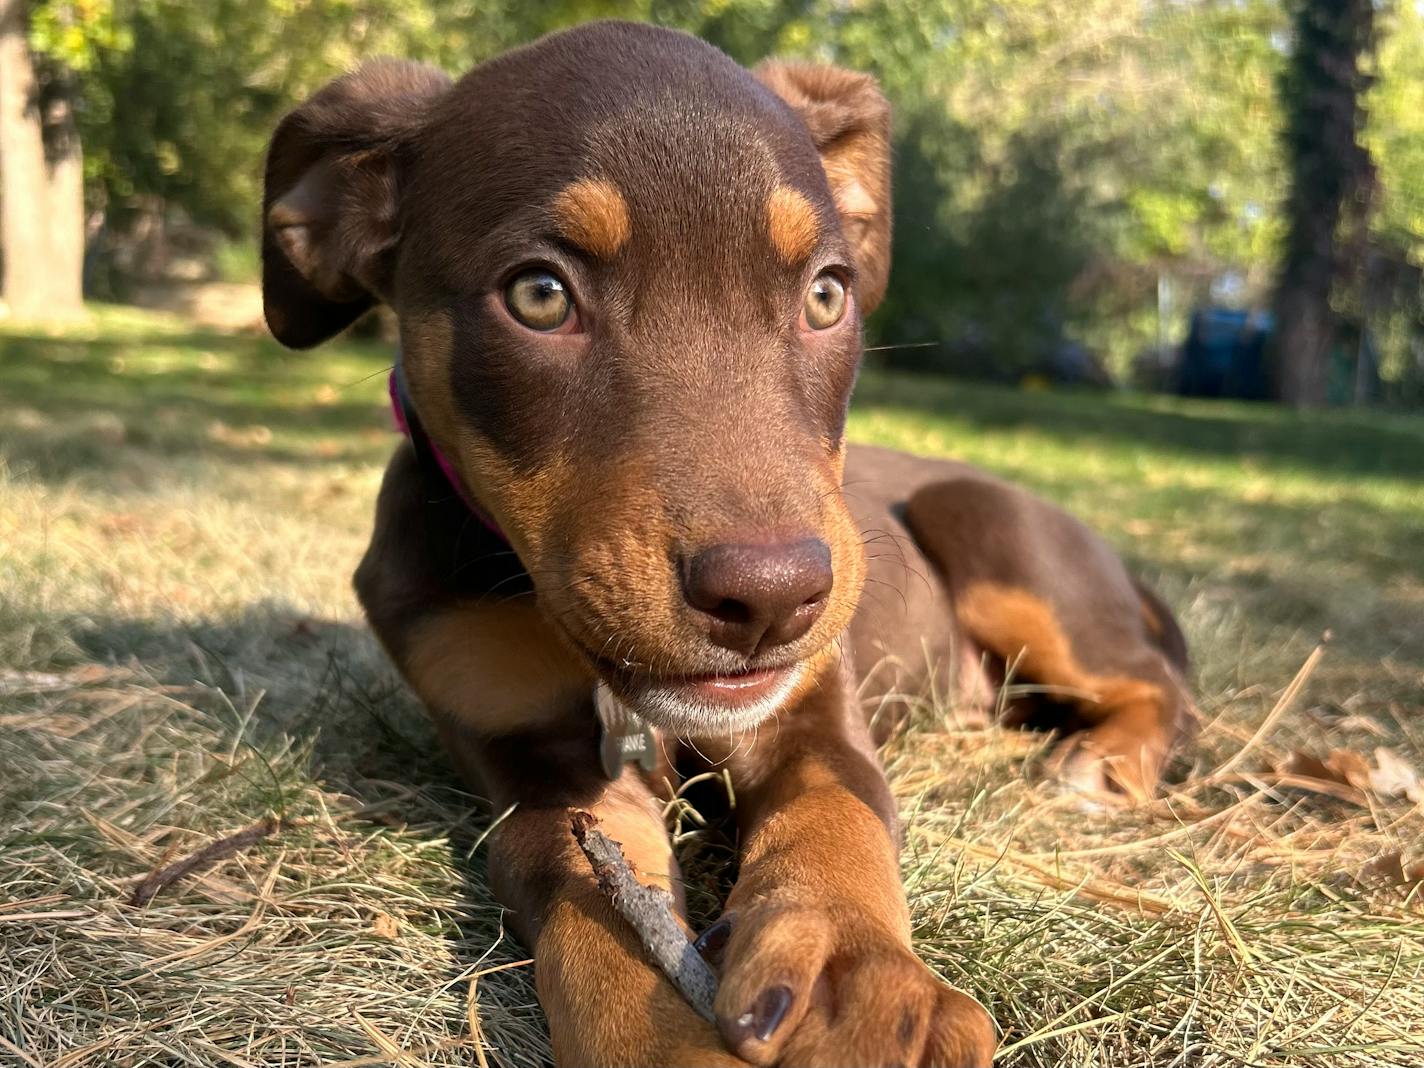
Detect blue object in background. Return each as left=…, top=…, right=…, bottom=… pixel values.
left=1177, top=307, right=1273, bottom=400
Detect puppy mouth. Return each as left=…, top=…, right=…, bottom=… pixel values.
left=548, top=609, right=813, bottom=736
left=640, top=665, right=795, bottom=706
left=595, top=657, right=805, bottom=736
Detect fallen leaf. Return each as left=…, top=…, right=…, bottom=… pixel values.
left=1336, top=714, right=1387, bottom=737
left=1273, top=747, right=1422, bottom=805
left=1370, top=748, right=1422, bottom=802
left=1325, top=749, right=1372, bottom=791
left=207, top=421, right=273, bottom=448
left=1357, top=852, right=1424, bottom=887
left=1279, top=749, right=1351, bottom=786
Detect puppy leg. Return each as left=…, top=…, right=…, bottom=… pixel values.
left=361, top=598, right=741, bottom=1060
left=904, top=478, right=1193, bottom=799
left=707, top=662, right=995, bottom=1068
left=441, top=718, right=746, bottom=1067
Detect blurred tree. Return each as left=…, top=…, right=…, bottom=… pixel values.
left=29, top=1, right=541, bottom=259
left=817, top=0, right=1285, bottom=377
left=13, top=0, right=1423, bottom=402
left=0, top=0, right=84, bottom=321
left=1271, top=0, right=1377, bottom=408
left=26, top=0, right=815, bottom=288
left=1368, top=1, right=1424, bottom=262
left=1363, top=0, right=1424, bottom=401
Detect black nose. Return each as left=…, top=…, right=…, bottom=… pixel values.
left=681, top=538, right=834, bottom=656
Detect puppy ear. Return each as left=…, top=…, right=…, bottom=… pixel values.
left=262, top=59, right=451, bottom=348
left=756, top=61, right=892, bottom=313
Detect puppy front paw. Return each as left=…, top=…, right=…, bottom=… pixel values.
left=699, top=905, right=995, bottom=1067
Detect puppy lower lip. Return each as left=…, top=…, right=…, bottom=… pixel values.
left=670, top=667, right=791, bottom=700
left=687, top=668, right=782, bottom=689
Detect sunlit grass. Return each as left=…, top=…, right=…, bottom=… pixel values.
left=2, top=305, right=1421, bottom=1066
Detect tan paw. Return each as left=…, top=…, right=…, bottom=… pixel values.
left=697, top=905, right=995, bottom=1067
left=1049, top=719, right=1168, bottom=803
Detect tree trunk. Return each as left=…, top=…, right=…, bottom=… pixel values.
left=1271, top=0, right=1376, bottom=409
left=0, top=0, right=85, bottom=322
left=1274, top=263, right=1334, bottom=407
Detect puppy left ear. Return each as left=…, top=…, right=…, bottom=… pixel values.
left=756, top=61, right=892, bottom=313
left=262, top=59, right=451, bottom=349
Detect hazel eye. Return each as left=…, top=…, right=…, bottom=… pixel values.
left=504, top=269, right=573, bottom=331
left=802, top=271, right=847, bottom=330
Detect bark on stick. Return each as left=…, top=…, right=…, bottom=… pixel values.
left=570, top=810, right=719, bottom=1021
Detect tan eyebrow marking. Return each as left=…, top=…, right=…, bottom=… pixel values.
left=551, top=178, right=632, bottom=258
left=766, top=185, right=819, bottom=263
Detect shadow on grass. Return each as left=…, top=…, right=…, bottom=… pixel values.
left=62, top=603, right=545, bottom=1058
left=855, top=371, right=1424, bottom=481
left=0, top=328, right=394, bottom=481
left=69, top=604, right=444, bottom=788
left=10, top=321, right=1424, bottom=489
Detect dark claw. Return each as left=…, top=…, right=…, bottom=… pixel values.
left=749, top=984, right=792, bottom=1043
left=693, top=916, right=733, bottom=967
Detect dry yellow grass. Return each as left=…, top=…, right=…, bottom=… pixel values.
left=2, top=306, right=1422, bottom=1066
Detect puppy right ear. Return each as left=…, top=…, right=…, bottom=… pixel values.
left=755, top=62, right=892, bottom=314
left=262, top=59, right=451, bottom=349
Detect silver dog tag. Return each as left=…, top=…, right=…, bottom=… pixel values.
left=595, top=682, right=658, bottom=780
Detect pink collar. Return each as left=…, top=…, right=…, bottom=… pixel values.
left=388, top=368, right=508, bottom=543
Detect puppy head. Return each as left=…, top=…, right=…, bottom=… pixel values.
left=263, top=22, right=892, bottom=736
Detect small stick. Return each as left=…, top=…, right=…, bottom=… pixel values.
left=570, top=811, right=719, bottom=1021
left=129, top=816, right=286, bottom=907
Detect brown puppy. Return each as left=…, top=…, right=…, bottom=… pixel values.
left=261, top=21, right=1192, bottom=1067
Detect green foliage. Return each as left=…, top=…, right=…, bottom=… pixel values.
left=815, top=0, right=1289, bottom=373
left=22, top=0, right=1424, bottom=395
left=1369, top=2, right=1424, bottom=259
left=29, top=1, right=541, bottom=232
left=211, top=237, right=260, bottom=284
left=1363, top=2, right=1424, bottom=397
